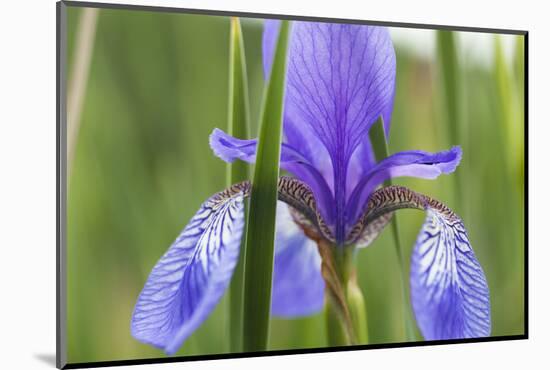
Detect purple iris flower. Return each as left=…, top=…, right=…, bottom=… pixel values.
left=131, top=20, right=491, bottom=354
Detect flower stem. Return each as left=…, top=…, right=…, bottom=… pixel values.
left=347, top=276, right=368, bottom=344
left=319, top=241, right=368, bottom=345
left=325, top=295, right=350, bottom=346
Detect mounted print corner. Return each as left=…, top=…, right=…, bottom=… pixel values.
left=57, top=1, right=527, bottom=368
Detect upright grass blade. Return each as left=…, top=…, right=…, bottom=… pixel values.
left=370, top=118, right=417, bottom=341
left=514, top=36, right=525, bottom=187
left=227, top=18, right=251, bottom=353
left=242, top=20, right=290, bottom=352
left=436, top=31, right=463, bottom=209
left=514, top=36, right=525, bottom=106
left=495, top=35, right=523, bottom=179
left=436, top=31, right=461, bottom=144
left=494, top=35, right=524, bottom=268
left=67, top=7, right=99, bottom=180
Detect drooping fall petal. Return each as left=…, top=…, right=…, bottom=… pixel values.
left=410, top=208, right=491, bottom=339
left=131, top=185, right=247, bottom=354
left=351, top=185, right=491, bottom=340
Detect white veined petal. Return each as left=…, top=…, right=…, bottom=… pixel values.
left=410, top=209, right=491, bottom=340
left=131, top=188, right=246, bottom=354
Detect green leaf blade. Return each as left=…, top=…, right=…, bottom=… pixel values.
left=227, top=17, right=251, bottom=353
left=242, top=20, right=290, bottom=352
left=436, top=31, right=461, bottom=144
left=370, top=118, right=418, bottom=341
left=436, top=30, right=464, bottom=210
left=495, top=35, right=524, bottom=180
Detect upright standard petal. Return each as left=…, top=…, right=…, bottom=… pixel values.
left=263, top=21, right=396, bottom=237
left=131, top=184, right=247, bottom=354
left=263, top=20, right=396, bottom=141
left=271, top=202, right=324, bottom=317
left=410, top=208, right=491, bottom=339
left=346, top=146, right=462, bottom=228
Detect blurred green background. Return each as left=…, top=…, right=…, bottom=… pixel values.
left=66, top=6, right=525, bottom=364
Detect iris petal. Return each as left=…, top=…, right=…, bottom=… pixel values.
left=346, top=136, right=376, bottom=197
left=131, top=187, right=246, bottom=354
left=271, top=202, right=325, bottom=317
left=346, top=146, right=462, bottom=227
left=210, top=128, right=309, bottom=164
left=354, top=185, right=491, bottom=340
left=263, top=20, right=396, bottom=143
left=410, top=208, right=491, bottom=339
left=264, top=20, right=395, bottom=182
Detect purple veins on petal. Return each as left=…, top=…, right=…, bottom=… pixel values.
left=410, top=208, right=491, bottom=339
left=130, top=190, right=246, bottom=354
left=263, top=20, right=396, bottom=158
left=271, top=202, right=325, bottom=317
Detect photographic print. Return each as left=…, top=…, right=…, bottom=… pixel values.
left=57, top=1, right=527, bottom=368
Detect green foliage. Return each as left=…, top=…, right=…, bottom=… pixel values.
left=436, top=31, right=462, bottom=145
left=227, top=17, right=251, bottom=353
left=436, top=30, right=464, bottom=211
left=369, top=118, right=418, bottom=341
left=242, top=20, right=290, bottom=352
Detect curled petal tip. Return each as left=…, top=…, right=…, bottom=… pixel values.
left=442, top=145, right=463, bottom=174
left=209, top=128, right=237, bottom=163
left=210, top=128, right=261, bottom=164
left=422, top=145, right=463, bottom=176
